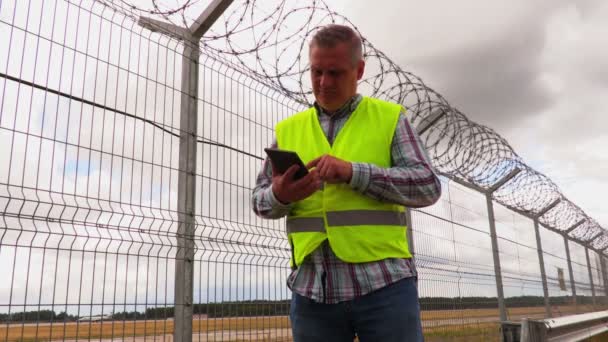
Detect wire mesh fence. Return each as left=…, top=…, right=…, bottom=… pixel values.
left=541, top=227, right=578, bottom=317
left=1, top=0, right=608, bottom=341
left=413, top=180, right=501, bottom=340
left=494, top=206, right=545, bottom=320
left=1, top=0, right=184, bottom=340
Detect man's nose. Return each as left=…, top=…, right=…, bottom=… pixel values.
left=320, top=74, right=331, bottom=88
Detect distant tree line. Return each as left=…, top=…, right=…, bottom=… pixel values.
left=0, top=310, right=77, bottom=323
left=418, top=295, right=597, bottom=311
left=1, top=296, right=602, bottom=323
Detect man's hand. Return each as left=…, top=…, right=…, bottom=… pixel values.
left=272, top=164, right=322, bottom=204
left=307, top=155, right=353, bottom=184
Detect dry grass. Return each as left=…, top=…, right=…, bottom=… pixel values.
left=424, top=322, right=500, bottom=342
left=421, top=304, right=596, bottom=321
left=1, top=305, right=604, bottom=341
left=0, top=317, right=290, bottom=342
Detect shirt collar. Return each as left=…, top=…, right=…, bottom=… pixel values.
left=314, top=94, right=363, bottom=119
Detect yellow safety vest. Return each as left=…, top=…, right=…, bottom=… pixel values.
left=276, top=97, right=412, bottom=267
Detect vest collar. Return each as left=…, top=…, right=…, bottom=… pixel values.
left=314, top=94, right=363, bottom=118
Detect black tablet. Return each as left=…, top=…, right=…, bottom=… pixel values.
left=264, top=148, right=309, bottom=180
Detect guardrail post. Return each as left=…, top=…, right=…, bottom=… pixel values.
left=520, top=318, right=530, bottom=342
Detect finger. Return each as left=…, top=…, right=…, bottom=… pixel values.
left=292, top=168, right=317, bottom=188
left=301, top=179, right=322, bottom=198
left=270, top=161, right=279, bottom=176
left=307, top=168, right=321, bottom=184
left=306, top=156, right=322, bottom=169
left=315, top=157, right=328, bottom=178
left=319, top=160, right=334, bottom=180
left=318, top=164, right=329, bottom=180
left=312, top=175, right=323, bottom=189
left=282, top=165, right=299, bottom=180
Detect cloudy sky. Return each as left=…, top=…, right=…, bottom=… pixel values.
left=329, top=0, right=608, bottom=228
left=0, top=0, right=605, bottom=316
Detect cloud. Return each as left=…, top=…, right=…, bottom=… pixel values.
left=332, top=0, right=608, bottom=228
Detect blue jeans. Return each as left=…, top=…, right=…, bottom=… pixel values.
left=289, top=277, right=423, bottom=342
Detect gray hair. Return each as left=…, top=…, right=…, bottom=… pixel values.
left=309, top=24, right=363, bottom=65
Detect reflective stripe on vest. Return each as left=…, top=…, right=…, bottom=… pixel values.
left=286, top=217, right=325, bottom=234
left=286, top=210, right=406, bottom=233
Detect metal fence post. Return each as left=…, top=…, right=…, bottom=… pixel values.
left=138, top=2, right=234, bottom=341
left=131, top=24, right=199, bottom=342
left=601, top=255, right=608, bottom=298
left=483, top=169, right=521, bottom=323
left=406, top=209, right=415, bottom=257
left=173, top=39, right=200, bottom=342
left=564, top=236, right=578, bottom=313
left=533, top=219, right=551, bottom=318
left=486, top=193, right=508, bottom=322
left=405, top=209, right=417, bottom=292
left=585, top=247, right=596, bottom=308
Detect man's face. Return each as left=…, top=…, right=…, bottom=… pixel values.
left=310, top=42, right=365, bottom=112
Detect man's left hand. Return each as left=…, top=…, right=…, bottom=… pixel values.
left=307, top=155, right=352, bottom=184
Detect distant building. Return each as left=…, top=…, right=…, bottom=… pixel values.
left=77, top=314, right=113, bottom=322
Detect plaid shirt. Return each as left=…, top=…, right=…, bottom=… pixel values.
left=251, top=95, right=441, bottom=303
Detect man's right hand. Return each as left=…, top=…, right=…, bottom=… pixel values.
left=271, top=164, right=322, bottom=204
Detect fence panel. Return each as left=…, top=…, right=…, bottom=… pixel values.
left=191, top=52, right=301, bottom=341
left=2, top=1, right=608, bottom=342
left=540, top=227, right=577, bottom=317
left=569, top=241, right=594, bottom=312
left=0, top=1, right=182, bottom=340
left=414, top=179, right=501, bottom=341
left=494, top=205, right=545, bottom=320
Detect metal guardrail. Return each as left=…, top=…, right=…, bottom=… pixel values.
left=502, top=311, right=608, bottom=342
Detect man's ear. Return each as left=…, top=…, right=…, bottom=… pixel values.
left=357, top=59, right=365, bottom=80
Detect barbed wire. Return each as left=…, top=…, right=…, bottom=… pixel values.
left=90, top=0, right=607, bottom=250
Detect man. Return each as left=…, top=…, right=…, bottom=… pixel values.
left=252, top=24, right=441, bottom=342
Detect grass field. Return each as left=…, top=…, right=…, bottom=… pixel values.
left=422, top=304, right=594, bottom=321
left=0, top=316, right=291, bottom=342
left=0, top=305, right=601, bottom=341
left=1, top=321, right=498, bottom=342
